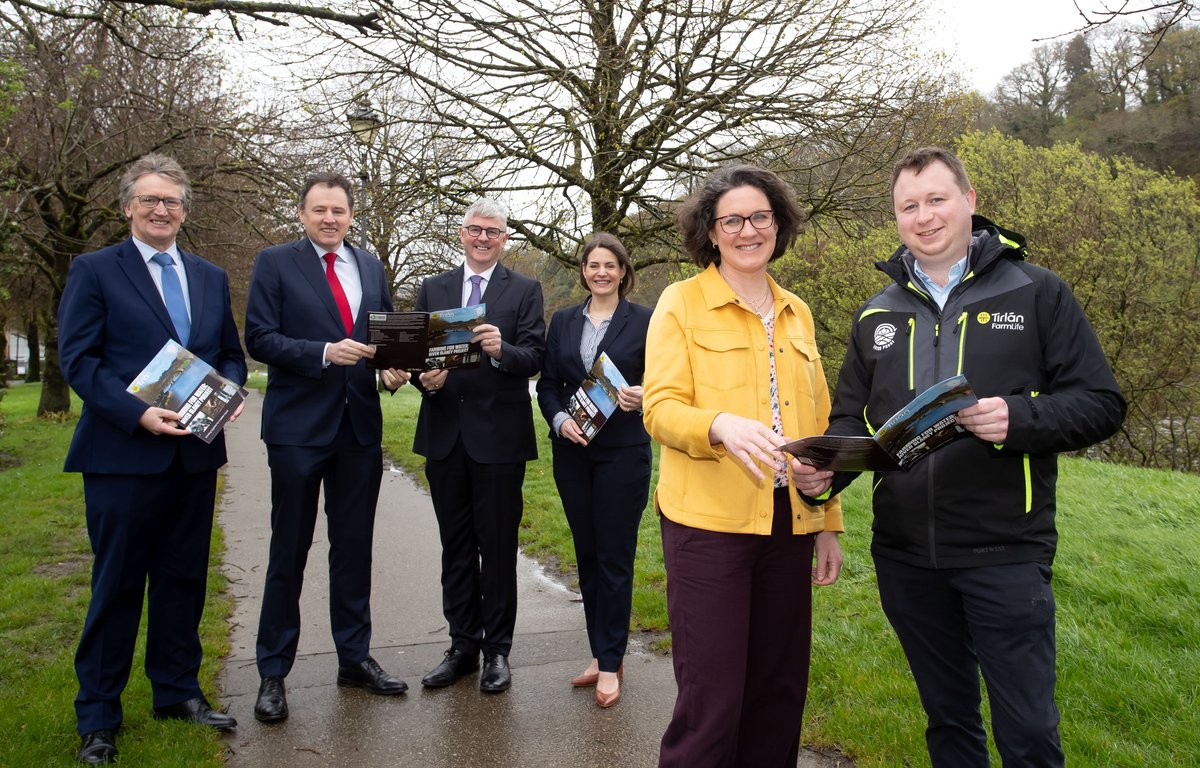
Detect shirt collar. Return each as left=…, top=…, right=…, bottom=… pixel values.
left=464, top=262, right=498, bottom=285
left=132, top=237, right=179, bottom=264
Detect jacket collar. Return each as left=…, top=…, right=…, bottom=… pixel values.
left=696, top=262, right=802, bottom=318
left=878, top=215, right=1028, bottom=287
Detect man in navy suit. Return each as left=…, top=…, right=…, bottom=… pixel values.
left=244, top=173, right=410, bottom=723
left=59, top=154, right=247, bottom=764
left=413, top=198, right=545, bottom=693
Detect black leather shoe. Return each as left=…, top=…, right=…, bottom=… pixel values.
left=253, top=677, right=288, bottom=722
left=337, top=657, right=408, bottom=695
left=421, top=647, right=480, bottom=688
left=77, top=729, right=117, bottom=764
left=479, top=652, right=511, bottom=693
left=152, top=696, right=237, bottom=731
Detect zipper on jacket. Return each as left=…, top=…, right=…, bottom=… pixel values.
left=907, top=318, right=915, bottom=391
left=954, top=311, right=968, bottom=375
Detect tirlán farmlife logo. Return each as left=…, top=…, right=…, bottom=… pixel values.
left=977, top=311, right=1025, bottom=331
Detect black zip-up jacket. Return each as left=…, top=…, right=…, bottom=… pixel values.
left=822, top=216, right=1125, bottom=568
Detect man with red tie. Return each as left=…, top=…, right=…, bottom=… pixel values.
left=244, top=173, right=410, bottom=723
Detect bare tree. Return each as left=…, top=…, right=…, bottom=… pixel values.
left=1, top=0, right=383, bottom=34
left=1074, top=1, right=1196, bottom=38
left=308, top=0, right=948, bottom=271
left=990, top=43, right=1069, bottom=146
left=0, top=5, right=296, bottom=414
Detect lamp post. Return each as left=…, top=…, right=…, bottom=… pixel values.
left=346, top=98, right=382, bottom=250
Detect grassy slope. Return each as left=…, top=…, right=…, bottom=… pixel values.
left=380, top=386, right=1200, bottom=767
left=0, top=384, right=230, bottom=767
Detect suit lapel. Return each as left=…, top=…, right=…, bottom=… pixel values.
left=595, top=297, right=630, bottom=360
left=115, top=239, right=178, bottom=342
left=562, top=303, right=588, bottom=380
left=345, top=243, right=374, bottom=333
left=180, top=250, right=207, bottom=337
left=481, top=263, right=510, bottom=310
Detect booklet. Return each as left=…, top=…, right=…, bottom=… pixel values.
left=126, top=340, right=248, bottom=444
left=366, top=304, right=486, bottom=370
left=782, top=374, right=978, bottom=471
left=567, top=352, right=630, bottom=441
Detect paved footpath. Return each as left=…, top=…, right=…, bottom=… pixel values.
left=216, top=391, right=853, bottom=768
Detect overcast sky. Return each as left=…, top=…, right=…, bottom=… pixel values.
left=929, top=0, right=1157, bottom=94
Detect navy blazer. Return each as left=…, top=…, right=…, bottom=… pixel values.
left=244, top=238, right=393, bottom=447
left=537, top=297, right=652, bottom=449
left=412, top=263, right=545, bottom=464
left=59, top=238, right=247, bottom=474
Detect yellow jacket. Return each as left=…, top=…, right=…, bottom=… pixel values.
left=643, top=264, right=842, bottom=535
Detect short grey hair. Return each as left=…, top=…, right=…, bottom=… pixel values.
left=462, top=198, right=508, bottom=228
left=119, top=153, right=192, bottom=211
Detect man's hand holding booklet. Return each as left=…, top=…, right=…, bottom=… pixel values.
left=782, top=375, right=978, bottom=472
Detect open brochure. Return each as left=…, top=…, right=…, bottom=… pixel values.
left=568, top=352, right=630, bottom=441
left=126, top=340, right=248, bottom=444
left=782, top=374, right=978, bottom=471
left=366, top=304, right=486, bottom=370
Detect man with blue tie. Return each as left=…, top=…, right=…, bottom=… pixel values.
left=58, top=154, right=247, bottom=764
left=244, top=172, right=410, bottom=724
left=413, top=199, right=545, bottom=693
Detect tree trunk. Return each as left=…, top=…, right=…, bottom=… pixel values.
left=24, top=315, right=41, bottom=382
left=37, top=289, right=71, bottom=415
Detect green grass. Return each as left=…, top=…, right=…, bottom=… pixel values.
left=0, top=383, right=232, bottom=767
left=379, top=387, right=1200, bottom=767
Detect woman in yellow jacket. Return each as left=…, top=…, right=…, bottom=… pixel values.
left=643, top=164, right=843, bottom=768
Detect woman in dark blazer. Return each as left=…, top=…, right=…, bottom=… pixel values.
left=536, top=233, right=653, bottom=709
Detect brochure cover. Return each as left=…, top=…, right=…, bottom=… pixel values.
left=567, top=352, right=630, bottom=441
left=367, top=304, right=486, bottom=370
left=126, top=340, right=248, bottom=444
left=782, top=374, right=978, bottom=471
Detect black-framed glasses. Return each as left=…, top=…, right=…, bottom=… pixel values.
left=462, top=224, right=506, bottom=239
left=133, top=195, right=184, bottom=211
left=715, top=210, right=774, bottom=234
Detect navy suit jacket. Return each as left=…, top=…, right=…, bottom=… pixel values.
left=412, top=263, right=545, bottom=464
left=59, top=238, right=247, bottom=474
left=537, top=298, right=652, bottom=449
left=244, top=238, right=393, bottom=447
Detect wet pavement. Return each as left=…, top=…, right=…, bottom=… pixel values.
left=216, top=392, right=853, bottom=767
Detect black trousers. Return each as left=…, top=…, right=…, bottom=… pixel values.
left=874, top=556, right=1064, bottom=768
left=552, top=440, right=651, bottom=672
left=425, top=435, right=525, bottom=656
left=257, top=412, right=383, bottom=677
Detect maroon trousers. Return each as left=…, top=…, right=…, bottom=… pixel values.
left=658, top=488, right=816, bottom=768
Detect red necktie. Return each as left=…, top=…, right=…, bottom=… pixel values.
left=323, top=252, right=354, bottom=336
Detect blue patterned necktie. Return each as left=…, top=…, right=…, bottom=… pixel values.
left=467, top=274, right=483, bottom=307
left=151, top=251, right=190, bottom=346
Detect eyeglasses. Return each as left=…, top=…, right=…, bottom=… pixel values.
left=462, top=224, right=506, bottom=239
left=133, top=195, right=184, bottom=211
left=715, top=210, right=774, bottom=234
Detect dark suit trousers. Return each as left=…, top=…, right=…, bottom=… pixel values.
left=874, top=556, right=1064, bottom=768
left=425, top=435, right=525, bottom=656
left=552, top=440, right=650, bottom=672
left=658, top=490, right=815, bottom=768
left=74, top=457, right=216, bottom=734
left=256, top=411, right=383, bottom=677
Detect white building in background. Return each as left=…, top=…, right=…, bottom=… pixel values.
left=4, top=328, right=40, bottom=376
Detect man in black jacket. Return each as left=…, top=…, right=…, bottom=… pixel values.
left=796, top=147, right=1125, bottom=767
